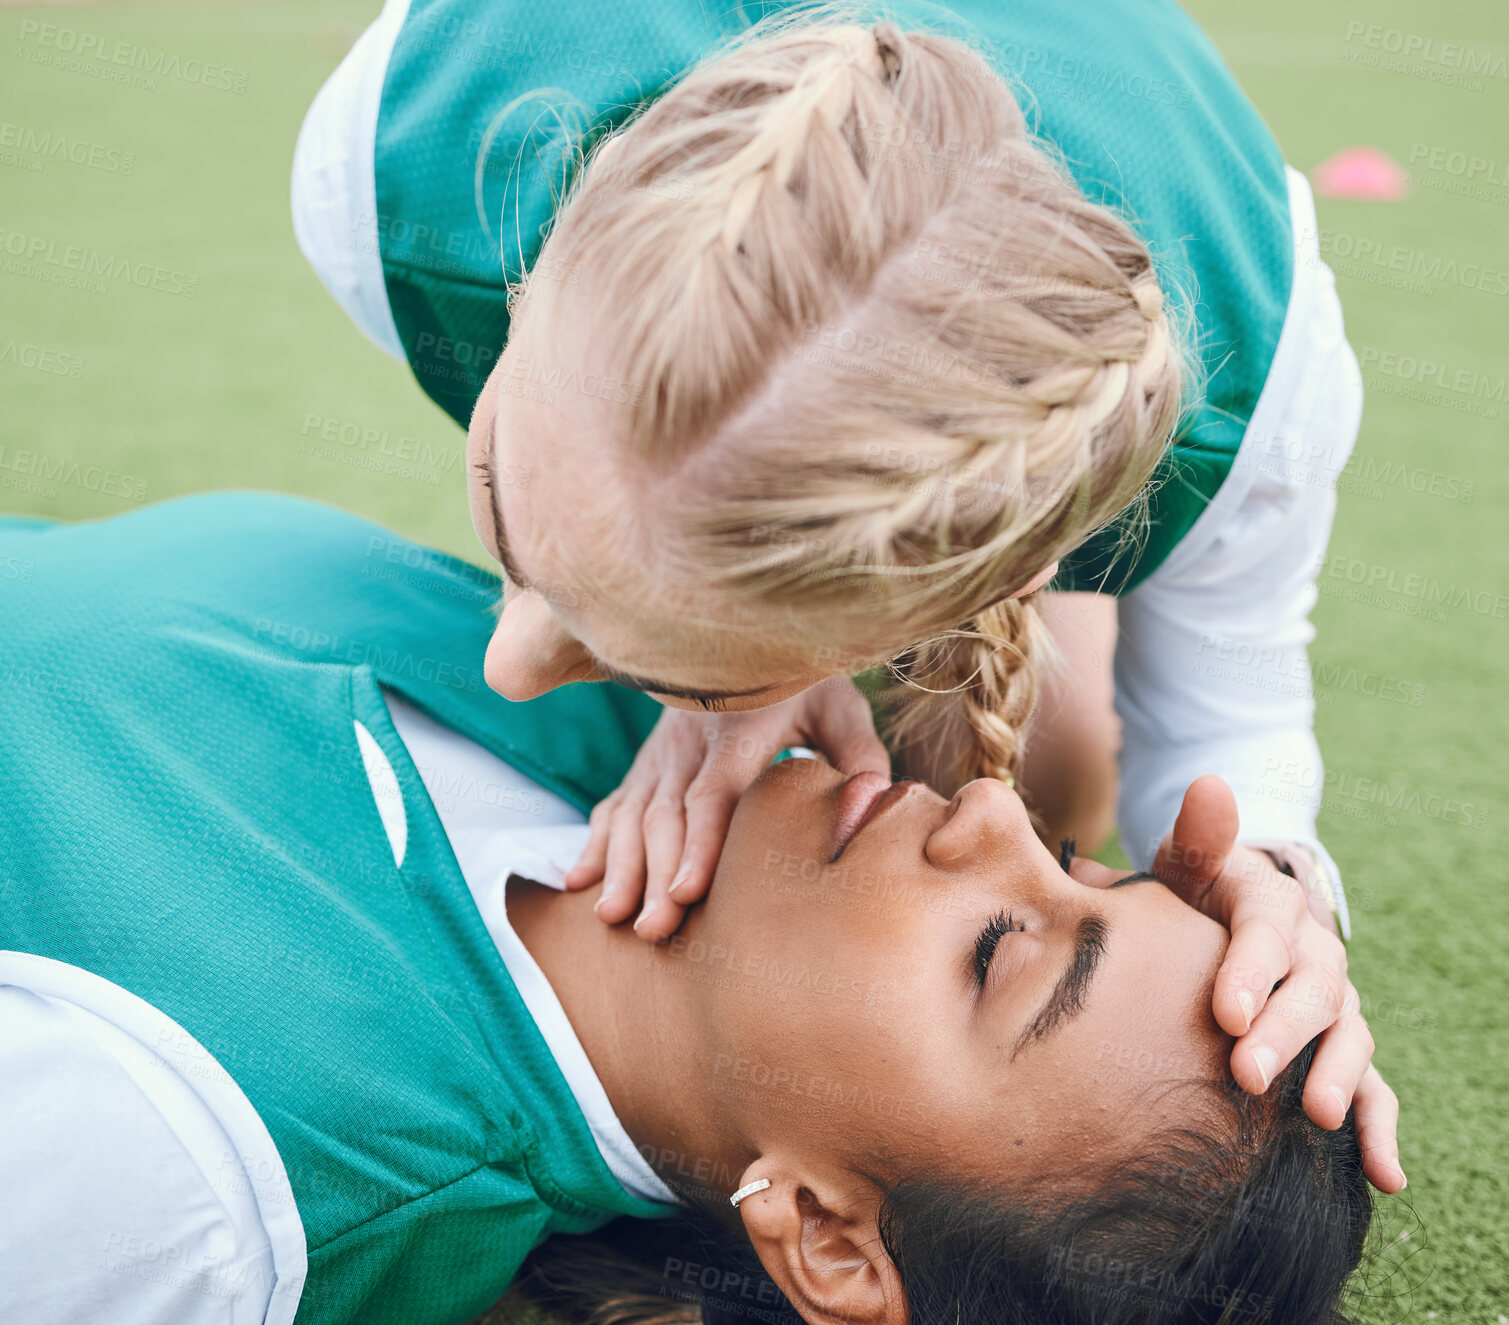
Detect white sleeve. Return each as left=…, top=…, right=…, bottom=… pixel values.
left=0, top=958, right=306, bottom=1325
left=290, top=0, right=412, bottom=360
left=1112, top=168, right=1360, bottom=936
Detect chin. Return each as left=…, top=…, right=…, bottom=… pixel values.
left=752, top=752, right=842, bottom=800
left=723, top=755, right=841, bottom=855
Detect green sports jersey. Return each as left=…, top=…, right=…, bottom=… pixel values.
left=0, top=493, right=670, bottom=1324
left=358, top=0, right=1293, bottom=591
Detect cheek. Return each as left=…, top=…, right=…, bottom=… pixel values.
left=791, top=963, right=967, bottom=1155
left=787, top=924, right=957, bottom=1078
left=709, top=825, right=972, bottom=1146
left=724, top=962, right=929, bottom=1123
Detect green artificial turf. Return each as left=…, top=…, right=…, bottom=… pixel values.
left=2, top=1, right=1505, bottom=1319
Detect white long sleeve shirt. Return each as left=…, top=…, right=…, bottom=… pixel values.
left=1114, top=168, right=1359, bottom=936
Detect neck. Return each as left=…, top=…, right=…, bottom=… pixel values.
left=505, top=878, right=743, bottom=1202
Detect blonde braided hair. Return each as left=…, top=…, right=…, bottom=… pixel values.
left=520, top=14, right=1192, bottom=795
left=888, top=275, right=1173, bottom=793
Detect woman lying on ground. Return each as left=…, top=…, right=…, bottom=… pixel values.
left=0, top=494, right=1385, bottom=1324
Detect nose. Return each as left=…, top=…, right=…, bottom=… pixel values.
left=484, top=591, right=595, bottom=700
left=924, top=777, right=1038, bottom=870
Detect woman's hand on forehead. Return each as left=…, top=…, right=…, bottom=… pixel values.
left=563, top=680, right=890, bottom=941
left=1151, top=776, right=1405, bottom=1195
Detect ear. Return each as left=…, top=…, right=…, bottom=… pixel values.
left=1006, top=559, right=1059, bottom=600
left=734, top=1164, right=906, bottom=1325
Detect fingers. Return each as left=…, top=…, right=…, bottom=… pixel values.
left=564, top=791, right=618, bottom=890
left=1152, top=775, right=1239, bottom=909
left=1301, top=999, right=1374, bottom=1131
left=1231, top=938, right=1350, bottom=1096
left=595, top=791, right=650, bottom=926
left=566, top=707, right=708, bottom=935
left=667, top=775, right=744, bottom=909
left=805, top=681, right=890, bottom=778
left=1159, top=791, right=1397, bottom=1189
left=1351, top=1065, right=1406, bottom=1193
left=568, top=703, right=773, bottom=939
left=1213, top=853, right=1311, bottom=1032
left=635, top=779, right=695, bottom=943
left=1213, top=914, right=1293, bottom=1039
left=569, top=682, right=888, bottom=944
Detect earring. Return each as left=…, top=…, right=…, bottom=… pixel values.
left=730, top=1178, right=772, bottom=1208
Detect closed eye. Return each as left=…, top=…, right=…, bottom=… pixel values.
left=972, top=909, right=1022, bottom=991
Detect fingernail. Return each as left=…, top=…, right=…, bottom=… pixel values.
left=1396, top=1170, right=1407, bottom=1191
left=667, top=872, right=691, bottom=897
left=1328, top=1085, right=1349, bottom=1115
left=1236, top=990, right=1257, bottom=1031
left=593, top=897, right=608, bottom=916
left=1252, top=1046, right=1278, bottom=1091
left=632, top=906, right=657, bottom=935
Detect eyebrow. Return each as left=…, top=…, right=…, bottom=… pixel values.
left=484, top=440, right=783, bottom=705
left=1010, top=913, right=1110, bottom=1060
left=1111, top=871, right=1160, bottom=888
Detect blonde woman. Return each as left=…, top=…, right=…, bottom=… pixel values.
left=294, top=2, right=1393, bottom=1180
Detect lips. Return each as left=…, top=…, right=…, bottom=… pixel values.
left=830, top=772, right=919, bottom=859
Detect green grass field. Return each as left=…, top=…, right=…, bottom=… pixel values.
left=3, top=1, right=1506, bottom=1319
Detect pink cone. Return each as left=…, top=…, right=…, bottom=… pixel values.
left=1311, top=147, right=1410, bottom=201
